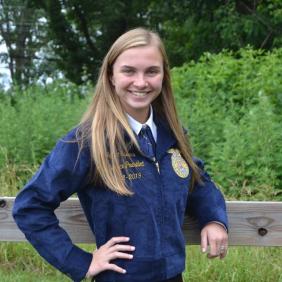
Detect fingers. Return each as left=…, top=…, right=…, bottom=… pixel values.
left=105, top=236, right=131, bottom=247
left=201, top=229, right=208, bottom=253
left=201, top=222, right=228, bottom=260
left=106, top=237, right=135, bottom=260
left=219, top=242, right=228, bottom=259
left=205, top=237, right=216, bottom=259
left=108, top=263, right=127, bottom=274
left=219, top=246, right=228, bottom=259
left=87, top=236, right=135, bottom=277
left=217, top=234, right=228, bottom=259
left=207, top=239, right=220, bottom=259
left=103, top=237, right=135, bottom=260
left=108, top=251, right=134, bottom=260
left=109, top=243, right=135, bottom=253
left=207, top=237, right=228, bottom=259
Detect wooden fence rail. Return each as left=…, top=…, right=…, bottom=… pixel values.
left=0, top=197, right=281, bottom=246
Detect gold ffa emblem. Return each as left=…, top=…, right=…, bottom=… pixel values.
left=168, top=148, right=189, bottom=178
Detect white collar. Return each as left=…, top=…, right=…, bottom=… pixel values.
left=126, top=106, right=157, bottom=142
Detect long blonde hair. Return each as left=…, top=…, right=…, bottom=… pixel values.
left=78, top=27, right=201, bottom=195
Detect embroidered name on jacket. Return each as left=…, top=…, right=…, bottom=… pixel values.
left=167, top=148, right=190, bottom=178
left=120, top=160, right=144, bottom=181
left=122, top=172, right=142, bottom=180
left=120, top=160, right=144, bottom=169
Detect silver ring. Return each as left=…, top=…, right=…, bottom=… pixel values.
left=219, top=245, right=226, bottom=252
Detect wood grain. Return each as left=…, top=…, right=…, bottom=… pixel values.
left=1, top=197, right=281, bottom=246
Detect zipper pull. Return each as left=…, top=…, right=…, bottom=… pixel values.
left=155, top=161, right=160, bottom=174
left=153, top=157, right=160, bottom=174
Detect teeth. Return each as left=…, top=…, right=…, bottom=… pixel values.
left=131, top=91, right=147, bottom=97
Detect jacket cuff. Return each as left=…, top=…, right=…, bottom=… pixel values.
left=204, top=221, right=228, bottom=232
left=197, top=205, right=229, bottom=233
left=63, top=245, right=93, bottom=282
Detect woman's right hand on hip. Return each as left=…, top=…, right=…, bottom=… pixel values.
left=85, top=236, right=135, bottom=278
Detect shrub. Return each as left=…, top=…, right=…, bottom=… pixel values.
left=172, top=47, right=282, bottom=199
left=0, top=80, right=91, bottom=167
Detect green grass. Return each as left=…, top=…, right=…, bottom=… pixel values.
left=185, top=246, right=282, bottom=282
left=0, top=270, right=67, bottom=282
left=0, top=243, right=281, bottom=281
left=0, top=161, right=282, bottom=282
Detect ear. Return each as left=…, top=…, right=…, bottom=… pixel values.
left=110, top=75, right=115, bottom=86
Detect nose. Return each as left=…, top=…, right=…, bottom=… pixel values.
left=133, top=74, right=148, bottom=88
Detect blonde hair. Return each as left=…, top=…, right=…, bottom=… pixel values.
left=78, top=27, right=201, bottom=195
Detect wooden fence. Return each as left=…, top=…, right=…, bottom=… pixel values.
left=0, top=197, right=281, bottom=246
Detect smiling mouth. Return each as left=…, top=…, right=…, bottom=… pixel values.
left=130, top=91, right=149, bottom=97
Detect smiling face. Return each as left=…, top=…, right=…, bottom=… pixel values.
left=111, top=45, right=164, bottom=123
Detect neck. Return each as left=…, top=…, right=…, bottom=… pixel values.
left=126, top=108, right=150, bottom=124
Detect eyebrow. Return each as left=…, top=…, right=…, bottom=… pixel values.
left=120, top=65, right=134, bottom=69
left=120, top=65, right=162, bottom=70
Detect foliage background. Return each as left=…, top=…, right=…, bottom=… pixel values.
left=1, top=1, right=282, bottom=281
left=1, top=47, right=281, bottom=201
left=1, top=0, right=282, bottom=86
left=173, top=47, right=282, bottom=200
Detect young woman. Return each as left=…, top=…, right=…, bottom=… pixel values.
left=13, top=28, right=228, bottom=282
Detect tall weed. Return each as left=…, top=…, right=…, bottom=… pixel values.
left=173, top=47, right=282, bottom=199
left=209, top=95, right=282, bottom=200
left=0, top=81, right=91, bottom=167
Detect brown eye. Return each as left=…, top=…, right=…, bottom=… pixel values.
left=121, top=67, right=135, bottom=75
left=146, top=68, right=160, bottom=76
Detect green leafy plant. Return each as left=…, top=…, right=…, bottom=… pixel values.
left=172, top=47, right=282, bottom=200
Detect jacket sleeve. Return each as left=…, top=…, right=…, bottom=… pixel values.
left=187, top=158, right=228, bottom=231
left=12, top=129, right=93, bottom=282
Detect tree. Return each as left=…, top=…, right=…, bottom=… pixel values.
left=147, top=0, right=282, bottom=67
left=2, top=0, right=282, bottom=87
left=0, top=0, right=50, bottom=86
left=31, top=0, right=152, bottom=84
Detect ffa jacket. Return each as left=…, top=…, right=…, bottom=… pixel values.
left=13, top=118, right=228, bottom=282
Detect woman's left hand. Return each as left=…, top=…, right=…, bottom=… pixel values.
left=200, top=222, right=228, bottom=259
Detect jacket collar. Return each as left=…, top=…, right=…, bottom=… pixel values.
left=126, top=106, right=157, bottom=142
left=154, top=116, right=177, bottom=160
left=123, top=114, right=177, bottom=160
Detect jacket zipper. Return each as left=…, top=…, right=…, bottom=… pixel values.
left=152, top=156, right=164, bottom=254
left=153, top=157, right=160, bottom=174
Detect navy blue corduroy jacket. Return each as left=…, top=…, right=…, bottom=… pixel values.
left=13, top=119, right=228, bottom=282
